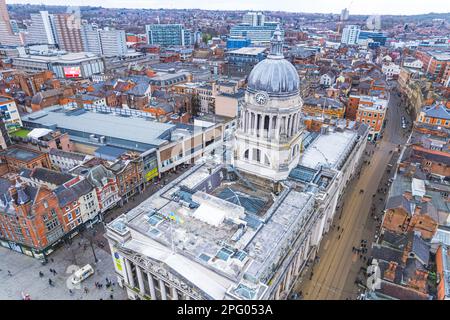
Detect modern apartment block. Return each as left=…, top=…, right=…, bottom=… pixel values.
left=145, top=24, right=192, bottom=47
left=53, top=13, right=84, bottom=52
left=341, top=25, right=360, bottom=45
left=99, top=28, right=127, bottom=57
left=27, top=11, right=57, bottom=45
left=80, top=24, right=102, bottom=55
left=0, top=0, right=22, bottom=46
left=242, top=12, right=265, bottom=26
left=230, top=22, right=281, bottom=44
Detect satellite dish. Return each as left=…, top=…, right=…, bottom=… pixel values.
left=366, top=15, right=381, bottom=31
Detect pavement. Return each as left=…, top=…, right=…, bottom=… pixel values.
left=0, top=239, right=127, bottom=300
left=293, top=88, right=412, bottom=300
left=0, top=164, right=193, bottom=300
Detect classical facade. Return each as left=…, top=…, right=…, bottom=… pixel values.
left=235, top=27, right=303, bottom=182
left=105, top=28, right=369, bottom=301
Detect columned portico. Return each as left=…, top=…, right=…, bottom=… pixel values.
left=136, top=265, right=145, bottom=296
left=147, top=273, right=157, bottom=300
left=159, top=279, right=167, bottom=300
left=125, top=259, right=135, bottom=288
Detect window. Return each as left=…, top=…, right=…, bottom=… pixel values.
left=244, top=149, right=249, bottom=160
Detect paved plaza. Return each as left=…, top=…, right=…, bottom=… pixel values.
left=0, top=164, right=194, bottom=300
left=0, top=238, right=127, bottom=300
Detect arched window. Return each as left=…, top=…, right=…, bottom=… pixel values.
left=244, top=149, right=249, bottom=160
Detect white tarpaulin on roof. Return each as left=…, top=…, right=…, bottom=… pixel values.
left=27, top=128, right=52, bottom=139
left=412, top=178, right=426, bottom=198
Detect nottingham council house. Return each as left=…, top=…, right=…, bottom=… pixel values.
left=105, top=27, right=370, bottom=300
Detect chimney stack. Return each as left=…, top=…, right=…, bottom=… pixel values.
left=383, top=261, right=398, bottom=282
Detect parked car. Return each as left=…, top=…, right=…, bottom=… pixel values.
left=71, top=264, right=95, bottom=285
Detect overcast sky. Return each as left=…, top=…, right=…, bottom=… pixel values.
left=6, top=0, right=450, bottom=15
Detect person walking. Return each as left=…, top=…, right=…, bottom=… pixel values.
left=48, top=279, right=53, bottom=286
left=7, top=270, right=12, bottom=276
left=84, top=287, right=89, bottom=294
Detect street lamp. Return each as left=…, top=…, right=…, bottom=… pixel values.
left=83, top=227, right=98, bottom=264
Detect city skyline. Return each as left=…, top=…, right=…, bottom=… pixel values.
left=5, top=0, right=450, bottom=15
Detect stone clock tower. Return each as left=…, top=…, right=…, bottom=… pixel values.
left=235, top=26, right=304, bottom=183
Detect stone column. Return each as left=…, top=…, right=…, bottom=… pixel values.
left=184, top=293, right=191, bottom=300
left=245, top=110, right=249, bottom=133
left=171, top=286, right=179, bottom=300
left=287, top=115, right=292, bottom=138
left=293, top=113, right=297, bottom=135
left=147, top=273, right=157, bottom=300
left=275, top=116, right=281, bottom=141
left=284, top=116, right=288, bottom=137
left=251, top=112, right=255, bottom=136
left=259, top=113, right=265, bottom=138
left=268, top=116, right=273, bottom=140
left=125, top=259, right=135, bottom=288
left=303, top=234, right=311, bottom=260
left=295, top=248, right=304, bottom=274
left=136, top=265, right=146, bottom=296
left=159, top=279, right=167, bottom=300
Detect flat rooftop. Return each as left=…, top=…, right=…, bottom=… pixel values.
left=300, top=129, right=357, bottom=170
left=228, top=47, right=267, bottom=55
left=21, top=106, right=175, bottom=149
left=14, top=52, right=101, bottom=63
left=110, top=161, right=315, bottom=297
left=1, top=147, right=42, bottom=162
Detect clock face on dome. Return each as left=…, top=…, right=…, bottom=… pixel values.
left=255, top=92, right=268, bottom=106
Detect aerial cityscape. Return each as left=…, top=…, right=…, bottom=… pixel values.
left=0, top=0, right=449, bottom=304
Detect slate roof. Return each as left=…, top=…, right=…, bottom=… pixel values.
left=48, top=149, right=87, bottom=162
left=381, top=231, right=409, bottom=250
left=303, top=96, right=343, bottom=109
left=378, top=281, right=431, bottom=300
left=128, top=82, right=150, bottom=96
left=385, top=195, right=413, bottom=215
left=20, top=167, right=74, bottom=186
left=419, top=201, right=439, bottom=222
left=410, top=232, right=430, bottom=266
left=54, top=179, right=93, bottom=207
left=371, top=244, right=403, bottom=264
left=423, top=104, right=450, bottom=120
left=86, top=165, right=115, bottom=188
